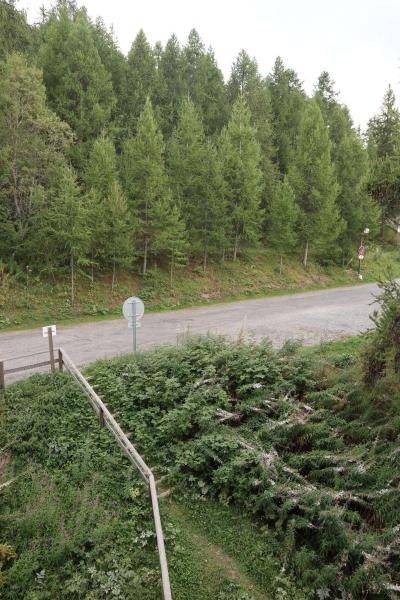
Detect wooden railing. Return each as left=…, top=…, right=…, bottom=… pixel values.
left=0, top=350, right=60, bottom=388
left=58, top=348, right=172, bottom=600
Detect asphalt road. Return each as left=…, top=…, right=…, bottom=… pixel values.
left=0, top=282, right=379, bottom=384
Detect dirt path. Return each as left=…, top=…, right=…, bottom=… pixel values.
left=1, top=282, right=379, bottom=383
left=167, top=502, right=270, bottom=600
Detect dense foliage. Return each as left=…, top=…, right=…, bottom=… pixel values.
left=1, top=0, right=397, bottom=301
left=2, top=326, right=400, bottom=598
left=84, top=335, right=400, bottom=598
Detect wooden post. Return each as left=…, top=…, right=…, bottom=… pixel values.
left=0, top=361, right=4, bottom=390
left=48, top=327, right=55, bottom=372
left=58, top=349, right=63, bottom=371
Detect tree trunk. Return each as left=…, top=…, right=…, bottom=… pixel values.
left=303, top=240, right=309, bottom=268
left=203, top=247, right=208, bottom=271
left=233, top=235, right=239, bottom=261
left=112, top=260, right=116, bottom=293
left=279, top=254, right=283, bottom=275
left=170, top=261, right=173, bottom=287
left=70, top=254, right=75, bottom=306
left=221, top=248, right=226, bottom=263
left=143, top=238, right=149, bottom=275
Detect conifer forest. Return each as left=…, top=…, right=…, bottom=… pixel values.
left=1, top=0, right=400, bottom=299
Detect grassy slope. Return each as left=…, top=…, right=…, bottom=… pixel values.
left=1, top=334, right=399, bottom=598
left=0, top=372, right=298, bottom=600
left=1, top=245, right=399, bottom=331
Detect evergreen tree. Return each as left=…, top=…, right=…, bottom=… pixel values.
left=31, top=165, right=89, bottom=304
left=168, top=99, right=226, bottom=268
left=83, top=133, right=120, bottom=278
left=289, top=100, right=342, bottom=266
left=267, top=57, right=306, bottom=174
left=266, top=179, right=298, bottom=272
left=314, top=71, right=338, bottom=124
left=367, top=86, right=400, bottom=233
left=103, top=182, right=131, bottom=291
left=125, top=30, right=157, bottom=132
left=38, top=3, right=115, bottom=166
left=84, top=133, right=118, bottom=197
left=157, top=34, right=185, bottom=136
left=153, top=196, right=188, bottom=285
left=368, top=86, right=400, bottom=158
left=0, top=53, right=71, bottom=258
left=0, top=0, right=33, bottom=60
left=220, top=96, right=263, bottom=260
left=227, top=50, right=278, bottom=229
left=335, top=130, right=379, bottom=260
left=182, top=30, right=226, bottom=134
left=120, top=98, right=169, bottom=274
left=92, top=17, right=127, bottom=131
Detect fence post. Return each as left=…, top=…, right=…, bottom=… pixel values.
left=0, top=361, right=4, bottom=390
left=48, top=327, right=55, bottom=372
left=58, top=349, right=63, bottom=371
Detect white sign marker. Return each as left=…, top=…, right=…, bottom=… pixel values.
left=42, top=325, right=57, bottom=338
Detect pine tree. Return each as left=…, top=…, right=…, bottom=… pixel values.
left=168, top=99, right=226, bottom=268
left=220, top=96, right=263, bottom=260
left=38, top=4, right=115, bottom=167
left=182, top=30, right=226, bottom=134
left=120, top=98, right=169, bottom=274
left=267, top=57, right=306, bottom=174
left=103, top=182, right=131, bottom=291
left=92, top=17, right=127, bottom=130
left=154, top=196, right=188, bottom=285
left=266, top=179, right=298, bottom=272
left=32, top=165, right=89, bottom=304
left=83, top=133, right=121, bottom=279
left=84, top=133, right=118, bottom=197
left=0, top=53, right=71, bottom=259
left=314, top=71, right=338, bottom=124
left=157, top=34, right=184, bottom=136
left=335, top=130, right=379, bottom=260
left=125, top=30, right=157, bottom=132
left=313, top=74, right=377, bottom=259
left=367, top=86, right=400, bottom=234
left=0, top=0, right=33, bottom=60
left=227, top=50, right=278, bottom=232
left=288, top=100, right=342, bottom=267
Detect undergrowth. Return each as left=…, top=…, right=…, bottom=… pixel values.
left=1, top=284, right=400, bottom=598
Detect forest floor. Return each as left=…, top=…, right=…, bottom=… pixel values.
left=1, top=244, right=399, bottom=332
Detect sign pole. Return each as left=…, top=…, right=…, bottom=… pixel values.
left=48, top=326, right=55, bottom=371
left=133, top=299, right=137, bottom=353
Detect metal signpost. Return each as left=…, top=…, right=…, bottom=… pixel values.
left=357, top=228, right=369, bottom=280
left=122, top=297, right=144, bottom=352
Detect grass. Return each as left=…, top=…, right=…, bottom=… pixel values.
left=1, top=328, right=399, bottom=598
left=0, top=370, right=300, bottom=599
left=1, top=244, right=399, bottom=332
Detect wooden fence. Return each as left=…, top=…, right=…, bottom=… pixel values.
left=58, top=348, right=173, bottom=600
left=0, top=349, right=60, bottom=388
left=0, top=344, right=173, bottom=599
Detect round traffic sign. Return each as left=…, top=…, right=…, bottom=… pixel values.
left=122, top=297, right=144, bottom=322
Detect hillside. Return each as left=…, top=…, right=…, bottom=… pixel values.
left=1, top=245, right=399, bottom=331
left=1, top=282, right=400, bottom=599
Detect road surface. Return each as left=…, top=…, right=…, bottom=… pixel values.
left=0, top=283, right=380, bottom=384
